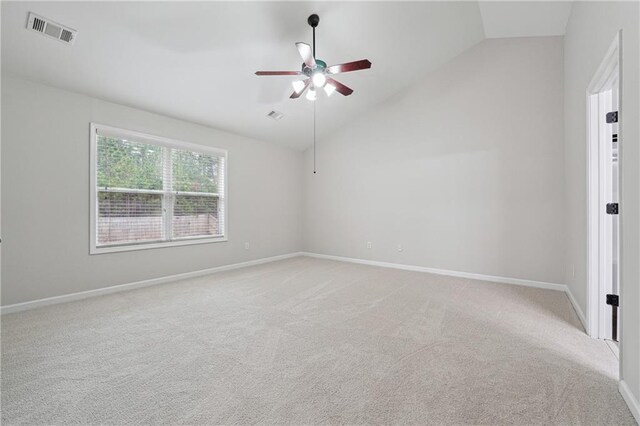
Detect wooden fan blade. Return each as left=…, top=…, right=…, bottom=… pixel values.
left=290, top=79, right=311, bottom=99
left=255, top=71, right=302, bottom=76
left=326, top=59, right=371, bottom=75
left=326, top=77, right=353, bottom=96
left=295, top=42, right=316, bottom=69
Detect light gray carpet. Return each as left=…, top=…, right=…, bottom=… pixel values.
left=1, top=257, right=636, bottom=425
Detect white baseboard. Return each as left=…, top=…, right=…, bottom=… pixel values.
left=1, top=252, right=304, bottom=315
left=301, top=252, right=566, bottom=292
left=301, top=253, right=593, bottom=330
left=1, top=251, right=579, bottom=326
left=620, top=380, right=640, bottom=424
left=564, top=286, right=588, bottom=332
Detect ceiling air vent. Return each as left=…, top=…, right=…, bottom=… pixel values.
left=26, top=12, right=77, bottom=45
left=267, top=110, right=284, bottom=121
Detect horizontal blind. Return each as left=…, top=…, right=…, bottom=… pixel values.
left=95, top=129, right=226, bottom=248
left=171, top=148, right=224, bottom=239
left=97, top=136, right=165, bottom=245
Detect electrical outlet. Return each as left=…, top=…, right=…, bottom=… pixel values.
left=367, top=242, right=372, bottom=249
left=244, top=242, right=250, bottom=250
left=397, top=244, right=403, bottom=252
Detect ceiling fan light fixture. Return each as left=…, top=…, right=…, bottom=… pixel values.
left=323, top=83, right=336, bottom=97
left=311, top=71, right=326, bottom=88
left=254, top=13, right=371, bottom=101
left=306, top=87, right=317, bottom=101
left=292, top=80, right=307, bottom=94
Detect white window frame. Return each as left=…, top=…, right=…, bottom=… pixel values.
left=90, top=123, right=228, bottom=254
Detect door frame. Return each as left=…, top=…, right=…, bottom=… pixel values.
left=586, top=31, right=621, bottom=341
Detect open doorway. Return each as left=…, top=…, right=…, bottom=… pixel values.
left=587, top=31, right=621, bottom=355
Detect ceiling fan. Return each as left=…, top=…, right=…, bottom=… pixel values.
left=255, top=14, right=372, bottom=101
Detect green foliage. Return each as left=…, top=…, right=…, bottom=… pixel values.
left=172, top=149, right=219, bottom=193
left=96, top=136, right=222, bottom=220
left=97, top=137, right=220, bottom=193
left=97, top=137, right=163, bottom=190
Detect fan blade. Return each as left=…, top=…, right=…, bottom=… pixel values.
left=295, top=42, right=316, bottom=69
left=290, top=79, right=311, bottom=99
left=326, top=59, right=372, bottom=75
left=326, top=78, right=353, bottom=96
left=255, top=71, right=302, bottom=76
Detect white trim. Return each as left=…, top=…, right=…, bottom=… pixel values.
left=586, top=31, right=621, bottom=339
left=605, top=339, right=619, bottom=360
left=90, top=123, right=98, bottom=253
left=163, top=145, right=174, bottom=241
left=96, top=188, right=220, bottom=197
left=0, top=252, right=303, bottom=315
left=301, top=252, right=593, bottom=331
left=565, top=285, right=588, bottom=332
left=92, top=236, right=229, bottom=254
left=301, top=252, right=566, bottom=291
left=586, top=91, right=600, bottom=337
left=89, top=123, right=229, bottom=255
left=93, top=123, right=227, bottom=157
left=587, top=31, right=621, bottom=92
left=2, top=251, right=582, bottom=332
left=619, top=380, right=640, bottom=424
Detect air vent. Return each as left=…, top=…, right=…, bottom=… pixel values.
left=26, top=12, right=77, bottom=45
left=267, top=110, right=284, bottom=120
left=60, top=29, right=74, bottom=43
left=32, top=16, right=45, bottom=32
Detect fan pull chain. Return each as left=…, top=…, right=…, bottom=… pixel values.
left=313, top=100, right=317, bottom=174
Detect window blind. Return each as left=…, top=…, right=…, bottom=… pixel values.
left=94, top=127, right=226, bottom=250
left=171, top=147, right=225, bottom=239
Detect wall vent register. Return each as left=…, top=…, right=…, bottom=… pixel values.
left=267, top=110, right=284, bottom=120
left=26, top=12, right=77, bottom=45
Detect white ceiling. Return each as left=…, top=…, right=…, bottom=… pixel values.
left=1, top=2, right=571, bottom=150
left=479, top=1, right=573, bottom=38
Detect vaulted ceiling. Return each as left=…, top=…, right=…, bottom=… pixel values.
left=1, top=1, right=572, bottom=150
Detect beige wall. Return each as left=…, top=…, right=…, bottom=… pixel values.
left=303, top=37, right=565, bottom=285
left=1, top=77, right=303, bottom=305
left=563, top=0, right=640, bottom=411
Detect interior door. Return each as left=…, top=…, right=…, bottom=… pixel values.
left=599, top=71, right=620, bottom=342
left=610, top=75, right=620, bottom=342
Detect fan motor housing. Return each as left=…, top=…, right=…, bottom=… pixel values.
left=302, top=59, right=326, bottom=75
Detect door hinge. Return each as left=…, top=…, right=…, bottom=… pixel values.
left=606, top=203, right=619, bottom=214
left=606, top=111, right=618, bottom=123
left=606, top=294, right=619, bottom=307
left=612, top=133, right=618, bottom=143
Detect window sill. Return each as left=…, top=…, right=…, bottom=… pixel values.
left=90, top=236, right=228, bottom=255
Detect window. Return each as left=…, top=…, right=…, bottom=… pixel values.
left=90, top=124, right=227, bottom=254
